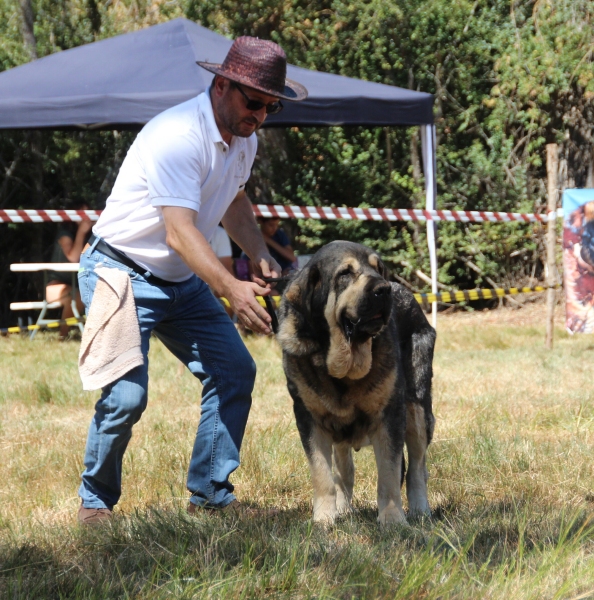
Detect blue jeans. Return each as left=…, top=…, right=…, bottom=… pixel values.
left=78, top=240, right=255, bottom=510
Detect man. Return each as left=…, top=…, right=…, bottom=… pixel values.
left=77, top=36, right=308, bottom=524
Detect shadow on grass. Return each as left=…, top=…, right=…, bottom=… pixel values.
left=1, top=501, right=593, bottom=599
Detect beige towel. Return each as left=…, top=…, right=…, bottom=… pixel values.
left=78, top=267, right=143, bottom=391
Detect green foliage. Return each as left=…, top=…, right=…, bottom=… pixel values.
left=0, top=0, right=592, bottom=322
left=185, top=0, right=593, bottom=290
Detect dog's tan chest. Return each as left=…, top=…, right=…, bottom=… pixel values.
left=288, top=358, right=396, bottom=423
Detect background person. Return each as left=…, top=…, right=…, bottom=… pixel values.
left=76, top=36, right=307, bottom=525
left=257, top=216, right=297, bottom=276
left=46, top=205, right=93, bottom=339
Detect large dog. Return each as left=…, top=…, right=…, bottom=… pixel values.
left=277, top=241, right=436, bottom=525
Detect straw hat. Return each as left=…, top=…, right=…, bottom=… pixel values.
left=197, top=37, right=308, bottom=102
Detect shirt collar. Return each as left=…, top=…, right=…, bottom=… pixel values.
left=198, top=91, right=225, bottom=146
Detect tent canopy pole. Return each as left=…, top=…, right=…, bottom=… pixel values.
left=421, top=124, right=438, bottom=328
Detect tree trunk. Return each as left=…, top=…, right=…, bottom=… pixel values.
left=408, top=69, right=423, bottom=204
left=545, top=143, right=559, bottom=349
left=19, top=0, right=44, bottom=267
left=385, top=127, right=392, bottom=181
left=587, top=146, right=594, bottom=189
left=19, top=0, right=37, bottom=60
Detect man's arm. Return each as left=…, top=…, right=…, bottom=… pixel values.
left=262, top=233, right=297, bottom=265
left=59, top=220, right=93, bottom=262
left=161, top=205, right=273, bottom=334
left=221, top=191, right=281, bottom=281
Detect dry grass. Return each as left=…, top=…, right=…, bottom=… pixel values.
left=0, top=301, right=593, bottom=598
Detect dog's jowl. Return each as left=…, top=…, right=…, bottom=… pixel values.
left=277, top=241, right=436, bottom=525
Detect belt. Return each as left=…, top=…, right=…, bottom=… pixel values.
left=88, top=234, right=177, bottom=287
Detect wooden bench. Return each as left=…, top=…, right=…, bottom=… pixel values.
left=10, top=301, right=63, bottom=311
left=9, top=301, right=64, bottom=337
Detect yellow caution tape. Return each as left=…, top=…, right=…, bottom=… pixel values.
left=414, top=284, right=561, bottom=304
left=1, top=316, right=84, bottom=335
left=2, top=286, right=560, bottom=335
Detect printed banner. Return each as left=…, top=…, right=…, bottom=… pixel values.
left=563, top=189, right=594, bottom=333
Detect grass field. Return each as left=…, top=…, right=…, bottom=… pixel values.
left=1, top=302, right=594, bottom=599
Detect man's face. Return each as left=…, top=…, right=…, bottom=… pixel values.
left=260, top=218, right=280, bottom=237
left=213, top=77, right=279, bottom=139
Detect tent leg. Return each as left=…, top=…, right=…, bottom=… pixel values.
left=421, top=125, right=438, bottom=329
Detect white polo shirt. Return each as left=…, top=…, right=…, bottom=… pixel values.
left=94, top=92, right=257, bottom=282
left=210, top=225, right=233, bottom=258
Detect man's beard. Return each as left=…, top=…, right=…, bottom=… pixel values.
left=220, top=106, right=261, bottom=138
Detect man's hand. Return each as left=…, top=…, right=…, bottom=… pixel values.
left=251, top=253, right=282, bottom=285
left=162, top=206, right=275, bottom=335
left=231, top=253, right=280, bottom=335
left=225, top=278, right=273, bottom=335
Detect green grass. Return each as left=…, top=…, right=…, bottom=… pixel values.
left=1, top=304, right=594, bottom=598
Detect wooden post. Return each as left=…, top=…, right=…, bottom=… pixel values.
left=385, top=127, right=392, bottom=180
left=545, top=143, right=558, bottom=349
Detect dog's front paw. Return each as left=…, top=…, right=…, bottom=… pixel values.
left=335, top=488, right=353, bottom=515
left=407, top=496, right=431, bottom=518
left=313, top=498, right=339, bottom=525
left=377, top=506, right=407, bottom=527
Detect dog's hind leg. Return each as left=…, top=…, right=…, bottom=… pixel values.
left=371, top=423, right=407, bottom=526
left=308, top=426, right=339, bottom=524
left=405, top=403, right=434, bottom=516
left=333, top=443, right=354, bottom=514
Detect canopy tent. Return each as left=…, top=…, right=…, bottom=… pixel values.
left=0, top=17, right=438, bottom=322
left=0, top=18, right=432, bottom=130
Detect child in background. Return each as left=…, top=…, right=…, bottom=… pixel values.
left=257, top=216, right=297, bottom=275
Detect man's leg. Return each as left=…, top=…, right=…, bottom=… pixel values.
left=153, top=277, right=256, bottom=509
left=77, top=249, right=168, bottom=511
left=46, top=282, right=72, bottom=339
left=79, top=367, right=149, bottom=509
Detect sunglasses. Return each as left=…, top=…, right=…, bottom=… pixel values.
left=233, top=82, right=284, bottom=115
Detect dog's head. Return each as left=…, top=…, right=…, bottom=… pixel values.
left=277, top=241, right=393, bottom=380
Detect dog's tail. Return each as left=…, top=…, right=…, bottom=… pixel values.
left=401, top=452, right=407, bottom=487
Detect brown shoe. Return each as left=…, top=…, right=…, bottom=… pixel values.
left=78, top=504, right=113, bottom=525
left=187, top=499, right=277, bottom=518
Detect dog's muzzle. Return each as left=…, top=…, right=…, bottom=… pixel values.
left=342, top=281, right=392, bottom=342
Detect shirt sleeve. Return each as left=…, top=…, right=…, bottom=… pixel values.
left=274, top=228, right=290, bottom=247
left=141, top=126, right=205, bottom=212
left=56, top=227, right=74, bottom=242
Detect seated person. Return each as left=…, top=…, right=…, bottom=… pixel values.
left=257, top=216, right=297, bottom=277
left=45, top=210, right=93, bottom=339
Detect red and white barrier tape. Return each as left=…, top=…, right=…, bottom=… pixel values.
left=0, top=209, right=101, bottom=223
left=0, top=206, right=563, bottom=224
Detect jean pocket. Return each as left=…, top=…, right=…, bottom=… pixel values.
left=78, top=269, right=91, bottom=310
left=87, top=252, right=137, bottom=279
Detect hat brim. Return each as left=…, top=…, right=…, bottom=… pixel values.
left=197, top=61, right=308, bottom=102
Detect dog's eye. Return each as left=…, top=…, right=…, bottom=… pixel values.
left=337, top=267, right=352, bottom=279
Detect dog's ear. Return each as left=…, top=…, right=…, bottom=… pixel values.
left=277, top=262, right=322, bottom=356
left=369, top=253, right=389, bottom=280
left=377, top=256, right=389, bottom=280
left=284, top=262, right=320, bottom=319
